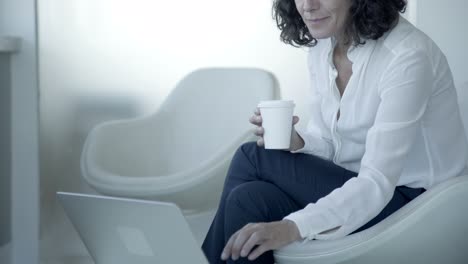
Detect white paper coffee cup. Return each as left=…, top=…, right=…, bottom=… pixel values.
left=257, top=100, right=295, bottom=149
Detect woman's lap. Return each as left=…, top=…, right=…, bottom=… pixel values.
left=232, top=141, right=357, bottom=208
left=233, top=141, right=424, bottom=214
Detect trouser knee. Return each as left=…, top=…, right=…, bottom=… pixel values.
left=231, top=141, right=258, bottom=163
left=224, top=181, right=286, bottom=224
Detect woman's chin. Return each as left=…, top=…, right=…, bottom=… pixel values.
left=306, top=27, right=333, bottom=40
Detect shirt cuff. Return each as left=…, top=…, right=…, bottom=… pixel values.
left=290, top=127, right=333, bottom=160
left=283, top=204, right=343, bottom=240
left=290, top=127, right=315, bottom=154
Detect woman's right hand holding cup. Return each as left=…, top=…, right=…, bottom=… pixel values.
left=249, top=108, right=265, bottom=147
left=249, top=108, right=303, bottom=150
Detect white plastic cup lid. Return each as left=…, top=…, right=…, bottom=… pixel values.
left=257, top=100, right=295, bottom=108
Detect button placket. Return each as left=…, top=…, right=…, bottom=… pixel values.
left=329, top=66, right=342, bottom=164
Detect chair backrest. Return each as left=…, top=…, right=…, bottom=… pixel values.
left=457, top=81, right=468, bottom=139
left=149, top=68, right=279, bottom=172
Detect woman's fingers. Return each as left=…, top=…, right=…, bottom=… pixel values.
left=250, top=108, right=264, bottom=146
left=248, top=243, right=270, bottom=261
left=253, top=127, right=264, bottom=136
left=221, top=231, right=239, bottom=260
left=249, top=115, right=262, bottom=125
left=249, top=108, right=262, bottom=125
left=257, top=138, right=264, bottom=147
left=231, top=232, right=252, bottom=260
left=223, top=221, right=301, bottom=261
left=221, top=224, right=260, bottom=260
left=254, top=108, right=260, bottom=115
left=240, top=231, right=265, bottom=258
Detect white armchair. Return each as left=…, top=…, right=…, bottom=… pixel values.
left=274, top=175, right=468, bottom=263
left=80, top=68, right=279, bottom=214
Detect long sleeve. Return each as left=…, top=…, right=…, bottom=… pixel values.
left=292, top=94, right=334, bottom=160
left=291, top=50, right=334, bottom=160
left=285, top=49, right=433, bottom=240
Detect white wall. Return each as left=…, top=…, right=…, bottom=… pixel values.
left=38, top=0, right=310, bottom=258
left=414, top=0, right=468, bottom=87
left=0, top=0, right=40, bottom=264
left=38, top=0, right=310, bottom=229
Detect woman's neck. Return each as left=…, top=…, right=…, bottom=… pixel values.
left=334, top=34, right=351, bottom=56
left=333, top=18, right=353, bottom=53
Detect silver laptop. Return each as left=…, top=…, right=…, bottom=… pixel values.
left=57, top=192, right=209, bottom=264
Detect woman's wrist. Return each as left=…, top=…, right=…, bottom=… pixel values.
left=288, top=129, right=305, bottom=151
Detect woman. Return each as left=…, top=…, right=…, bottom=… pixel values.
left=202, top=0, right=468, bottom=263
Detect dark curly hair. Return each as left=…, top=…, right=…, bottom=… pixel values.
left=272, top=0, right=406, bottom=47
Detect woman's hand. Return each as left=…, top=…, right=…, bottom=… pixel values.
left=221, top=220, right=302, bottom=261
left=249, top=108, right=303, bottom=150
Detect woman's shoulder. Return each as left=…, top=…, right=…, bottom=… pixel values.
left=378, top=17, right=441, bottom=57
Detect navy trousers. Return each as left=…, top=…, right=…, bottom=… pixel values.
left=202, top=142, right=425, bottom=264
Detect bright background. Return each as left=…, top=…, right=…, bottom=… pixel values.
left=38, top=0, right=311, bottom=235
left=33, top=0, right=467, bottom=260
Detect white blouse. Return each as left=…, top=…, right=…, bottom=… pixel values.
left=284, top=17, right=468, bottom=240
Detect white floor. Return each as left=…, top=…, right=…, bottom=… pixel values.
left=39, top=198, right=216, bottom=264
